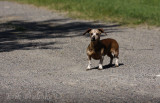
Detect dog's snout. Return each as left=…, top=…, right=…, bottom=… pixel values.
left=91, top=36, right=96, bottom=41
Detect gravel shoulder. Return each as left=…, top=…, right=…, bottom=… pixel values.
left=0, top=1, right=160, bottom=103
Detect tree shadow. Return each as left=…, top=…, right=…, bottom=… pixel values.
left=0, top=18, right=121, bottom=52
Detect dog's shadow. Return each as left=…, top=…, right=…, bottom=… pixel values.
left=90, top=63, right=124, bottom=70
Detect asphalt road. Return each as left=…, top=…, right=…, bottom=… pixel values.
left=0, top=1, right=160, bottom=103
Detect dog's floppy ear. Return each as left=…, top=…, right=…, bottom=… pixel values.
left=98, top=28, right=107, bottom=35
left=83, top=28, right=91, bottom=35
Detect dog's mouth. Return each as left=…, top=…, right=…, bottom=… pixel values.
left=91, top=39, right=96, bottom=41
left=91, top=38, right=96, bottom=41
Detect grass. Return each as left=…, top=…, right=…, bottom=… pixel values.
left=12, top=0, right=160, bottom=26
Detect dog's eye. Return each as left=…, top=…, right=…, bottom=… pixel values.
left=90, top=33, right=93, bottom=35
left=96, top=33, right=99, bottom=35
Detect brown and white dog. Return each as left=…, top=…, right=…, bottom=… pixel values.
left=83, top=28, right=119, bottom=70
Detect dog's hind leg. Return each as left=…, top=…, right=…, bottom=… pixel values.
left=115, top=56, right=119, bottom=67
left=111, top=49, right=119, bottom=67
left=108, top=51, right=114, bottom=66
left=109, top=56, right=113, bottom=66
left=114, top=52, right=119, bottom=67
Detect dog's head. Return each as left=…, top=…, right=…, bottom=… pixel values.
left=83, top=28, right=107, bottom=41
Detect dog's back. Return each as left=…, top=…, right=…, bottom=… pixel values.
left=101, top=38, right=119, bottom=58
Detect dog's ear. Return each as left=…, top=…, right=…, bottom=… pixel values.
left=83, top=28, right=92, bottom=35
left=98, top=28, right=107, bottom=35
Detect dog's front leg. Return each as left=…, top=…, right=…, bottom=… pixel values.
left=98, top=56, right=104, bottom=70
left=86, top=56, right=91, bottom=70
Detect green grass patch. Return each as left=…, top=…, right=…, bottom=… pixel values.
left=12, top=0, right=160, bottom=26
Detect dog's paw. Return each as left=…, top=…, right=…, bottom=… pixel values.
left=98, top=66, right=103, bottom=70
left=98, top=64, right=103, bottom=70
left=115, top=64, right=119, bottom=67
left=86, top=68, right=92, bottom=71
left=98, top=67, right=103, bottom=70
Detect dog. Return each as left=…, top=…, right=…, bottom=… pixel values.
left=83, top=28, right=119, bottom=70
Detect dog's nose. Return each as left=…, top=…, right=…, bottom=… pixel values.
left=91, top=37, right=96, bottom=41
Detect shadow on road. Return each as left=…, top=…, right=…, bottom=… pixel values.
left=0, top=18, right=120, bottom=52
left=103, top=63, right=124, bottom=69
left=90, top=63, right=124, bottom=70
